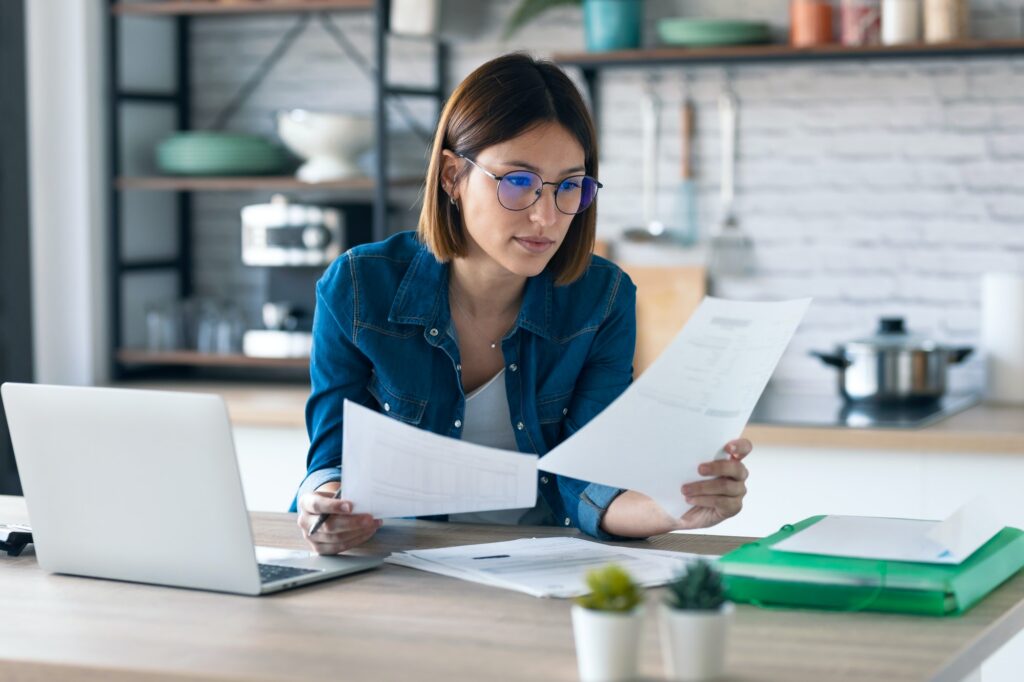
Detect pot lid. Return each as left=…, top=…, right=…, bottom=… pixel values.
left=842, top=317, right=941, bottom=352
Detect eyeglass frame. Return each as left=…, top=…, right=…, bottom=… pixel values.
left=455, top=153, right=603, bottom=215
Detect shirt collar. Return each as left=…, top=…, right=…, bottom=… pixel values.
left=388, top=243, right=555, bottom=342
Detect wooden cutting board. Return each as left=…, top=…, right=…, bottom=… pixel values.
left=595, top=240, right=706, bottom=377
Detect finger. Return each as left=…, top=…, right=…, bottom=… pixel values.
left=310, top=526, right=379, bottom=555
left=314, top=514, right=379, bottom=537
left=682, top=478, right=746, bottom=498
left=725, top=439, right=753, bottom=459
left=299, top=493, right=352, bottom=516
left=697, top=459, right=749, bottom=481
left=684, top=495, right=743, bottom=517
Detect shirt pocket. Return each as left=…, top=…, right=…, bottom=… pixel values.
left=366, top=372, right=427, bottom=425
left=537, top=389, right=573, bottom=425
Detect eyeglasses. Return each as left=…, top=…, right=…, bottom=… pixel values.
left=458, top=154, right=602, bottom=215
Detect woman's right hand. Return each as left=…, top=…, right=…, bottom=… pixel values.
left=297, top=484, right=383, bottom=555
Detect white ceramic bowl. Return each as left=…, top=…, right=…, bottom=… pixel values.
left=276, top=109, right=374, bottom=183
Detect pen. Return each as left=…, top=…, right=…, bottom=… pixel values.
left=308, top=488, right=344, bottom=536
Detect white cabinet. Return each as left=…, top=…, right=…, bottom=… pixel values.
left=685, top=444, right=1024, bottom=538
left=231, top=425, right=309, bottom=513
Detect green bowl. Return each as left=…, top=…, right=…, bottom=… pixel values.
left=657, top=19, right=773, bottom=47
left=155, top=132, right=293, bottom=176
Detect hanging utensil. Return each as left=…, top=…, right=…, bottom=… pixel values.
left=707, top=81, right=754, bottom=281
left=669, top=80, right=699, bottom=246
left=623, top=81, right=666, bottom=241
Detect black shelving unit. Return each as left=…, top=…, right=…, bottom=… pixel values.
left=107, top=0, right=447, bottom=380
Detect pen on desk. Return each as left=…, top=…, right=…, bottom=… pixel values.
left=308, top=488, right=344, bottom=536
left=472, top=555, right=511, bottom=560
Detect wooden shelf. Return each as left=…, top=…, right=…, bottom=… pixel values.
left=117, top=349, right=309, bottom=369
left=115, top=175, right=421, bottom=191
left=553, top=39, right=1024, bottom=68
left=111, top=0, right=374, bottom=16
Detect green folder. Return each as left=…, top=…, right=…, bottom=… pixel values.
left=718, top=516, right=1024, bottom=616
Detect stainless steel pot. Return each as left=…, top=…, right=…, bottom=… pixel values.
left=811, top=318, right=973, bottom=403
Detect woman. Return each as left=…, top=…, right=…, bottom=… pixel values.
left=295, top=53, right=751, bottom=555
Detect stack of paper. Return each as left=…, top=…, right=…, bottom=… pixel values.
left=772, top=500, right=1006, bottom=565
left=386, top=536, right=718, bottom=598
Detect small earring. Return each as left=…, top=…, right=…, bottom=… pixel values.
left=449, top=195, right=456, bottom=205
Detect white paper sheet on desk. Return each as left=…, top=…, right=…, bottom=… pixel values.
left=386, top=537, right=716, bottom=598
left=341, top=400, right=537, bottom=518
left=537, top=296, right=811, bottom=518
left=772, top=501, right=1005, bottom=564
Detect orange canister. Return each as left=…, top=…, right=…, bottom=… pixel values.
left=791, top=0, right=835, bottom=46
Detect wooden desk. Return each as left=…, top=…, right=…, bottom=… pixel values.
left=1, top=495, right=1022, bottom=681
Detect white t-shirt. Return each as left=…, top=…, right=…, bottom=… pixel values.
left=448, top=369, right=549, bottom=525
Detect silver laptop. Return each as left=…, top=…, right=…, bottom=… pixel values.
left=0, top=382, right=381, bottom=595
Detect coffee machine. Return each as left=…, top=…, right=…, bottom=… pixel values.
left=240, top=194, right=372, bottom=358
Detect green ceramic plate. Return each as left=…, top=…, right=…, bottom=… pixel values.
left=657, top=19, right=773, bottom=47
left=156, top=132, right=292, bottom=176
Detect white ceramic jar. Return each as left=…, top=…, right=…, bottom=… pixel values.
left=882, top=0, right=921, bottom=44
left=923, top=0, right=969, bottom=42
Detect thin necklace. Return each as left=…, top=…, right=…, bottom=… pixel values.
left=449, top=286, right=513, bottom=350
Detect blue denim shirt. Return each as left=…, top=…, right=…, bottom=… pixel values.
left=294, top=231, right=637, bottom=540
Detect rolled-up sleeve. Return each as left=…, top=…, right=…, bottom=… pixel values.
left=290, top=256, right=375, bottom=511
left=555, top=269, right=637, bottom=540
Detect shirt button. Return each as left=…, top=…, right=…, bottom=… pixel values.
left=429, top=328, right=439, bottom=337
left=456, top=363, right=462, bottom=372
left=516, top=421, right=525, bottom=431
left=383, top=403, right=391, bottom=412
left=564, top=517, right=571, bottom=526
left=540, top=476, right=549, bottom=484
left=509, top=363, right=518, bottom=372
left=454, top=419, right=462, bottom=428
left=562, top=408, right=568, bottom=415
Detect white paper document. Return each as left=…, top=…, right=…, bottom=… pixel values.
left=386, top=537, right=718, bottom=598
left=537, top=296, right=811, bottom=517
left=772, top=501, right=1005, bottom=564
left=341, top=400, right=537, bottom=518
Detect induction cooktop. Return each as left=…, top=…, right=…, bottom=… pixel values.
left=749, top=389, right=980, bottom=429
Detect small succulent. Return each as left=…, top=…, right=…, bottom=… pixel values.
left=575, top=563, right=644, bottom=612
left=664, top=559, right=727, bottom=611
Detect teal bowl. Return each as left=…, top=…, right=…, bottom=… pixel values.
left=657, top=19, right=773, bottom=47
left=155, top=132, right=293, bottom=176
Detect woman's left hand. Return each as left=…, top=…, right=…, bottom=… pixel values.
left=675, top=438, right=752, bottom=531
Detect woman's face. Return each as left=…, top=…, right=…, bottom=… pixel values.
left=442, top=121, right=586, bottom=280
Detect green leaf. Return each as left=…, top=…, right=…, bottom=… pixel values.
left=503, top=0, right=581, bottom=41
left=664, top=559, right=726, bottom=611
left=575, top=563, right=644, bottom=612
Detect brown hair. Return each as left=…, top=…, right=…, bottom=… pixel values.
left=417, top=52, right=598, bottom=286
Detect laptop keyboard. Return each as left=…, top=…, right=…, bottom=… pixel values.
left=258, top=563, right=321, bottom=584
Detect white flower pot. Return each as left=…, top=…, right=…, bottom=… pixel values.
left=659, top=602, right=734, bottom=681
left=571, top=604, right=645, bottom=682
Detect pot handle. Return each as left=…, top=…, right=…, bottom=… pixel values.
left=810, top=350, right=851, bottom=369
left=950, top=347, right=974, bottom=364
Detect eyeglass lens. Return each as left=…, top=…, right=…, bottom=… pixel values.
left=496, top=172, right=599, bottom=215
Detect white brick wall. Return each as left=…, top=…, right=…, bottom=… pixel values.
left=184, top=0, right=1024, bottom=392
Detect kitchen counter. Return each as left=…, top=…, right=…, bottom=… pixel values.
left=746, top=402, right=1024, bottom=454
left=111, top=381, right=309, bottom=429
left=112, top=381, right=1024, bottom=454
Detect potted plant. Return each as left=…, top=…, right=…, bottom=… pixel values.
left=571, top=563, right=646, bottom=682
left=504, top=0, right=644, bottom=52
left=660, top=559, right=734, bottom=681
